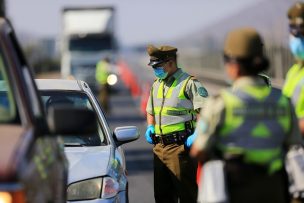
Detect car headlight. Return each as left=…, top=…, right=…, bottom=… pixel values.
left=107, top=74, right=118, bottom=86
left=0, top=190, right=26, bottom=203
left=67, top=177, right=119, bottom=201
left=67, top=178, right=102, bottom=201
left=0, top=192, right=12, bottom=203
left=101, top=177, right=119, bottom=199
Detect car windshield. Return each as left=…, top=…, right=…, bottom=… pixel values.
left=69, top=34, right=113, bottom=52
left=40, top=91, right=107, bottom=146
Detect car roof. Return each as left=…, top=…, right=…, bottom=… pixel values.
left=35, top=79, right=83, bottom=91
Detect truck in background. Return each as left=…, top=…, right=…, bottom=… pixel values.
left=60, top=7, right=119, bottom=92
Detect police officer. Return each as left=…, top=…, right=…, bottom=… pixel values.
left=284, top=2, right=304, bottom=137
left=145, top=45, right=208, bottom=203
left=191, top=28, right=302, bottom=203
left=95, top=57, right=110, bottom=112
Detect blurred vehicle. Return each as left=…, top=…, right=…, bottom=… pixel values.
left=60, top=7, right=119, bottom=93
left=36, top=79, right=140, bottom=203
left=0, top=18, right=96, bottom=202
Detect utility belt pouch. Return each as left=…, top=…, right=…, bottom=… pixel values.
left=285, top=145, right=304, bottom=199
left=185, top=121, right=194, bottom=135
left=198, top=160, right=229, bottom=203
left=151, top=133, right=158, bottom=145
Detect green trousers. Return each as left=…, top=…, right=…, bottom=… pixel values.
left=153, top=143, right=197, bottom=203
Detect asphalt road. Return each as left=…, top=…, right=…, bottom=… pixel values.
left=107, top=82, right=155, bottom=203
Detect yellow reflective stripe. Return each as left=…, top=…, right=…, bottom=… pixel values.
left=277, top=96, right=291, bottom=132
left=178, top=76, right=192, bottom=99
left=219, top=90, right=244, bottom=136
left=166, top=72, right=187, bottom=98
left=166, top=79, right=178, bottom=98
left=244, top=148, right=281, bottom=164
left=95, top=61, right=109, bottom=84
left=155, top=121, right=196, bottom=135
left=243, top=86, right=271, bottom=101
left=157, top=81, right=164, bottom=98
left=283, top=64, right=300, bottom=96
left=218, top=144, right=283, bottom=173
left=251, top=123, right=271, bottom=138
left=269, top=159, right=283, bottom=174
left=295, top=87, right=304, bottom=118
left=283, top=64, right=304, bottom=97
left=155, top=123, right=185, bottom=134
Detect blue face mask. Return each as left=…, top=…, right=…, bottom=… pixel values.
left=153, top=67, right=168, bottom=79
left=289, top=35, right=304, bottom=60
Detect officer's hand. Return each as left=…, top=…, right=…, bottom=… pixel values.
left=185, top=130, right=198, bottom=148
left=145, top=125, right=155, bottom=144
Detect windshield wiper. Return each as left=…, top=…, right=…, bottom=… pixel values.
left=64, top=143, right=85, bottom=147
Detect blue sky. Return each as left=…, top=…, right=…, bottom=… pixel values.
left=7, top=0, right=261, bottom=46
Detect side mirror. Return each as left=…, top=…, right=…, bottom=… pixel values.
left=114, top=126, right=140, bottom=146
left=47, top=106, right=97, bottom=135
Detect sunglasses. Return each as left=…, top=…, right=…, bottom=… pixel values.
left=151, top=60, right=170, bottom=69
left=223, top=54, right=238, bottom=63
left=289, top=24, right=304, bottom=37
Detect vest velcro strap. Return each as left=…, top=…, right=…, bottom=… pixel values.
left=166, top=109, right=189, bottom=116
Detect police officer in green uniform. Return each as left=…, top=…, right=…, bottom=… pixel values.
left=191, top=28, right=302, bottom=203
left=284, top=2, right=304, bottom=137
left=145, top=44, right=208, bottom=203
left=95, top=57, right=110, bottom=112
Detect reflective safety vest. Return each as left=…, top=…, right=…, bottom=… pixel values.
left=95, top=61, right=109, bottom=85
left=151, top=71, right=196, bottom=135
left=218, top=86, right=291, bottom=174
left=283, top=64, right=304, bottom=118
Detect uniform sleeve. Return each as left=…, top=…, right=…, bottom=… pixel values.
left=146, top=93, right=153, bottom=115
left=146, top=82, right=156, bottom=115
left=185, top=78, right=208, bottom=111
left=192, top=96, right=225, bottom=152
left=284, top=100, right=303, bottom=147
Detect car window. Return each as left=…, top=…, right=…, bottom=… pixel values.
left=0, top=51, right=18, bottom=123
left=40, top=91, right=107, bottom=146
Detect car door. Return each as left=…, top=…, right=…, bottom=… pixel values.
left=0, top=18, right=67, bottom=203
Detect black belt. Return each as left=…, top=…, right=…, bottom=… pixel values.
left=153, top=130, right=191, bottom=145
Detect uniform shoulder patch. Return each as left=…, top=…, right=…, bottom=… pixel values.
left=198, top=86, right=208, bottom=97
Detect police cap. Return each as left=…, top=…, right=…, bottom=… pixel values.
left=147, top=45, right=177, bottom=66
left=288, top=2, right=304, bottom=25
left=224, top=27, right=264, bottom=59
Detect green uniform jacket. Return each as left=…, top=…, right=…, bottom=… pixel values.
left=194, top=76, right=302, bottom=172
left=283, top=63, right=304, bottom=120
left=146, top=68, right=208, bottom=135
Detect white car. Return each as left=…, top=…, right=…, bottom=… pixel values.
left=36, top=79, right=140, bottom=203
